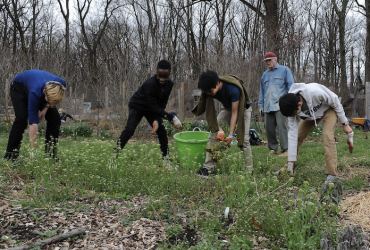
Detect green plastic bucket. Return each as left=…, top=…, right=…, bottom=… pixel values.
left=173, top=131, right=210, bottom=169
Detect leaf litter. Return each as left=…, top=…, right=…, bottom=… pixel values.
left=0, top=195, right=168, bottom=249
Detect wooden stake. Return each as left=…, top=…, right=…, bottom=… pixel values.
left=69, top=88, right=72, bottom=115
left=181, top=82, right=185, bottom=120
left=366, top=82, right=370, bottom=119
left=151, top=205, right=165, bottom=228
left=105, top=86, right=109, bottom=120
left=122, top=82, right=126, bottom=120
left=5, top=79, right=9, bottom=121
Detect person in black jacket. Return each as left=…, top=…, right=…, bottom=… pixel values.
left=58, top=109, right=74, bottom=124
left=117, top=60, right=182, bottom=166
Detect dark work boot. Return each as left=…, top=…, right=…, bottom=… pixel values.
left=4, top=152, right=19, bottom=162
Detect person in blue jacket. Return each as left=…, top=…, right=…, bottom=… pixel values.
left=4, top=69, right=66, bottom=161
left=258, top=52, right=294, bottom=157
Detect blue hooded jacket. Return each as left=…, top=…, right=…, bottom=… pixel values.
left=13, top=69, right=66, bottom=124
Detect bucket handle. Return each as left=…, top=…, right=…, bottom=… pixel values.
left=193, top=127, right=201, bottom=131
left=187, top=139, right=198, bottom=142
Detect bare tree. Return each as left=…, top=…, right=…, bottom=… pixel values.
left=331, top=0, right=351, bottom=99
left=3, top=0, right=32, bottom=54
left=355, top=0, right=370, bottom=83
left=57, top=0, right=70, bottom=76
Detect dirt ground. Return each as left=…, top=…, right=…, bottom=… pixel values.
left=1, top=163, right=370, bottom=249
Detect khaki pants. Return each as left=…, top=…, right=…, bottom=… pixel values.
left=297, top=108, right=338, bottom=175
left=203, top=107, right=253, bottom=171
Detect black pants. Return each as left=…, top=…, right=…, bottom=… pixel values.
left=118, top=108, right=169, bottom=157
left=4, top=82, right=61, bottom=159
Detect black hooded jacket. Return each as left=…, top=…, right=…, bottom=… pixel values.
left=128, top=75, right=174, bottom=121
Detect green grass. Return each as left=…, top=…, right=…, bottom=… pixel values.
left=0, top=126, right=369, bottom=249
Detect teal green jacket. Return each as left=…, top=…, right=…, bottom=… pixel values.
left=191, top=75, right=250, bottom=147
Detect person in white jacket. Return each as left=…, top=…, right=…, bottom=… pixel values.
left=277, top=83, right=353, bottom=180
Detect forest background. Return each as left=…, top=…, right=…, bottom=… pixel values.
left=0, top=0, right=369, bottom=121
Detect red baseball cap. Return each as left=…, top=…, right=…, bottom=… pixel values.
left=264, top=52, right=277, bottom=61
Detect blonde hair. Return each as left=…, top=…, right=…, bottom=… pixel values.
left=45, top=81, right=66, bottom=108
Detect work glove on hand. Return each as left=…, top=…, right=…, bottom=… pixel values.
left=216, top=131, right=225, bottom=141
left=275, top=161, right=295, bottom=176
left=259, top=109, right=264, bottom=117
left=172, top=116, right=182, bottom=129
left=151, top=120, right=159, bottom=134
left=224, top=134, right=234, bottom=146
left=347, top=132, right=354, bottom=154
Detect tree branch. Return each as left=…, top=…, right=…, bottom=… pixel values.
left=6, top=227, right=87, bottom=250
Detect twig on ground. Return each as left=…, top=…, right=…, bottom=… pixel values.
left=151, top=205, right=165, bottom=228
left=6, top=227, right=87, bottom=250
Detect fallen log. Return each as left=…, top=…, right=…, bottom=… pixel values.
left=6, top=227, right=87, bottom=250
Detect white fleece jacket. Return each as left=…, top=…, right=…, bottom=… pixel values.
left=287, top=83, right=349, bottom=161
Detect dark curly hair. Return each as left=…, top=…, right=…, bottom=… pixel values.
left=279, top=93, right=300, bottom=117
left=198, top=70, right=219, bottom=93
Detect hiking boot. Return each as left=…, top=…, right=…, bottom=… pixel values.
left=278, top=150, right=288, bottom=157
left=197, top=168, right=213, bottom=178
left=4, top=152, right=19, bottom=162
left=275, top=162, right=294, bottom=176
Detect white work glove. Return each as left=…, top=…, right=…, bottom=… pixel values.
left=151, top=120, right=159, bottom=134
left=172, top=116, right=183, bottom=129
left=224, top=134, right=234, bottom=146
left=347, top=132, right=354, bottom=154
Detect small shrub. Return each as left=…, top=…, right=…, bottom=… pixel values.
left=59, top=125, right=74, bottom=137
left=0, top=121, right=11, bottom=133
left=74, top=123, right=93, bottom=137
left=59, top=123, right=93, bottom=137
left=166, top=225, right=185, bottom=240
left=343, top=173, right=367, bottom=190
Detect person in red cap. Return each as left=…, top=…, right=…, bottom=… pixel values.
left=258, top=52, right=294, bottom=157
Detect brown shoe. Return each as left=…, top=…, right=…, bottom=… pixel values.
left=269, top=149, right=279, bottom=155
left=278, top=150, right=288, bottom=157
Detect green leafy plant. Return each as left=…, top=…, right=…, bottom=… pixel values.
left=343, top=173, right=367, bottom=190
left=28, top=211, right=46, bottom=224
left=205, top=141, right=230, bottom=162
left=59, top=123, right=93, bottom=137
left=166, top=225, right=185, bottom=240
left=37, top=226, right=62, bottom=238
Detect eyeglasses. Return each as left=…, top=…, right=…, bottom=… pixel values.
left=264, top=59, right=272, bottom=62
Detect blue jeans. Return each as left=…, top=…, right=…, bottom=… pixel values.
left=117, top=108, right=169, bottom=157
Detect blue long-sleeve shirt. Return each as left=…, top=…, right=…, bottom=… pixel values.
left=13, top=69, right=66, bottom=125
left=258, top=63, right=294, bottom=112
